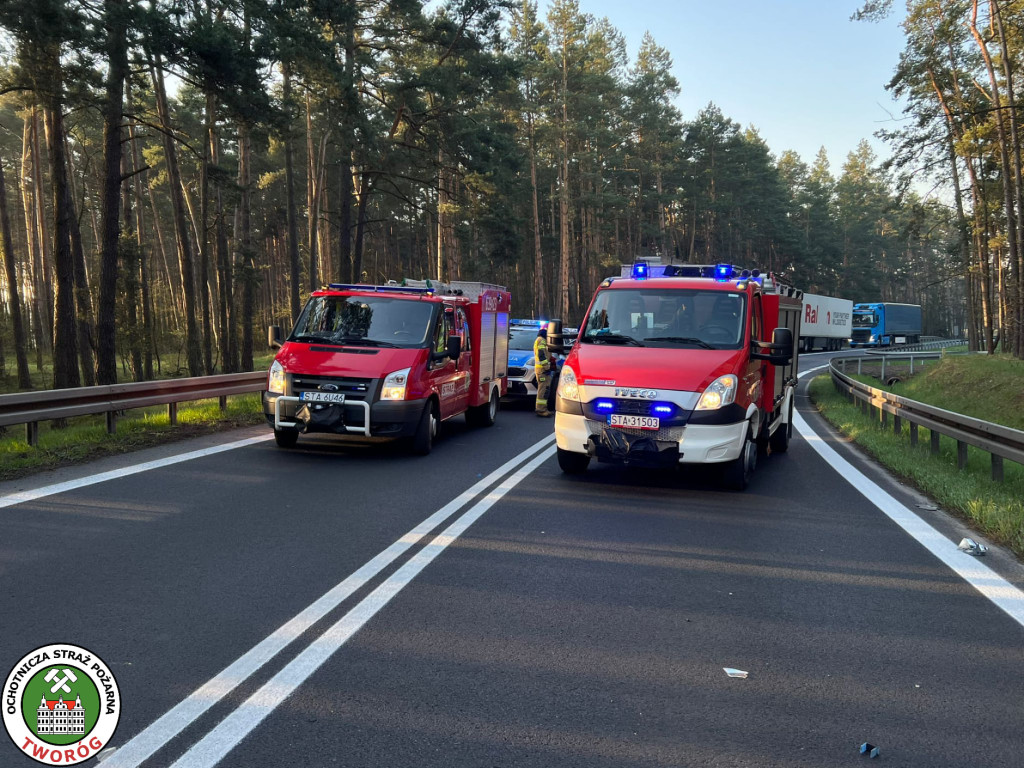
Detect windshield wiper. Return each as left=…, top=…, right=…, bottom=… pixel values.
left=645, top=336, right=716, bottom=349
left=583, top=333, right=645, bottom=346
left=334, top=336, right=401, bottom=348
left=290, top=334, right=340, bottom=345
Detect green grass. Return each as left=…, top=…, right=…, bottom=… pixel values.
left=0, top=394, right=265, bottom=481
left=809, top=374, right=1024, bottom=558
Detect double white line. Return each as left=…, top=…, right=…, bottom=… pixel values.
left=103, top=434, right=557, bottom=768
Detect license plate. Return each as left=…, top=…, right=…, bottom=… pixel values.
left=300, top=391, right=345, bottom=404
left=608, top=414, right=659, bottom=430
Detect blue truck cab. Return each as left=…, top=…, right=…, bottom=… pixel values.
left=849, top=302, right=922, bottom=348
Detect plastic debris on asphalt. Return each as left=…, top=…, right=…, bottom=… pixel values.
left=96, top=748, right=118, bottom=763
left=859, top=742, right=880, bottom=758
left=915, top=503, right=938, bottom=511
left=958, top=537, right=988, bottom=556
left=723, top=668, right=748, bottom=678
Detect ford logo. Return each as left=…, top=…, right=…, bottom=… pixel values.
left=614, top=388, right=657, bottom=399
left=319, top=383, right=340, bottom=392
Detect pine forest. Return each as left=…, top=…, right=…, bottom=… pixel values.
left=0, top=0, right=1022, bottom=391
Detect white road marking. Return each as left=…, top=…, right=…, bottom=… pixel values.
left=795, top=366, right=1024, bottom=630
left=0, top=434, right=274, bottom=511
left=101, top=434, right=556, bottom=768
left=169, top=444, right=557, bottom=768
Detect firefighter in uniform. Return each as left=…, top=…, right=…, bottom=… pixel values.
left=534, top=327, right=552, bottom=417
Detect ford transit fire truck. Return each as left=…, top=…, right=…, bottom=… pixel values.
left=553, top=263, right=801, bottom=489
left=264, top=280, right=510, bottom=454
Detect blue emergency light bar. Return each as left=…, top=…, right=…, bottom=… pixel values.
left=631, top=262, right=650, bottom=280
left=327, top=283, right=433, bottom=294
left=595, top=400, right=615, bottom=412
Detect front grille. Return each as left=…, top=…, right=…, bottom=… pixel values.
left=851, top=329, right=871, bottom=342
left=509, top=366, right=528, bottom=378
left=586, top=419, right=684, bottom=443
left=291, top=374, right=375, bottom=402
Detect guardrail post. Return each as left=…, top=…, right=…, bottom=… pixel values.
left=169, top=402, right=178, bottom=425
left=881, top=357, right=886, bottom=381
left=957, top=440, right=968, bottom=470
left=910, top=356, right=915, bottom=375
left=861, top=396, right=868, bottom=415
left=909, top=422, right=918, bottom=447
left=219, top=396, right=228, bottom=412
left=992, top=454, right=1004, bottom=482
left=894, top=413, right=902, bottom=435
left=930, top=430, right=940, bottom=455
left=106, top=411, right=116, bottom=435
left=857, top=359, right=862, bottom=375
left=880, top=406, right=888, bottom=428
left=26, top=421, right=38, bottom=447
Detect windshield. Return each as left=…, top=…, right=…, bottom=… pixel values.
left=509, top=328, right=538, bottom=350
left=852, top=312, right=877, bottom=327
left=290, top=296, right=434, bottom=347
left=581, top=288, right=747, bottom=349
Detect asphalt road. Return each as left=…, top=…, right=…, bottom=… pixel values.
left=2, top=362, right=1022, bottom=768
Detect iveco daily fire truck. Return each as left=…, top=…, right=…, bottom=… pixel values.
left=554, top=263, right=801, bottom=489
left=264, top=280, right=510, bottom=454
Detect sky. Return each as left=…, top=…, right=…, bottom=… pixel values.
left=539, top=0, right=909, bottom=174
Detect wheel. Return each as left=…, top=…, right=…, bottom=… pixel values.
left=466, top=387, right=499, bottom=428
left=721, top=429, right=757, bottom=490
left=411, top=401, right=439, bottom=455
left=557, top=447, right=590, bottom=474
left=274, top=428, right=299, bottom=448
left=769, top=398, right=793, bottom=454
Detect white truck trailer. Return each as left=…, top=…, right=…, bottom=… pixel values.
left=800, top=294, right=853, bottom=352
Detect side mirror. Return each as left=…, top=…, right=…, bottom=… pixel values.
left=446, top=335, right=462, bottom=360
left=268, top=325, right=283, bottom=350
left=752, top=327, right=793, bottom=366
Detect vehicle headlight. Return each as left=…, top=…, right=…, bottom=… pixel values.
left=267, top=360, right=286, bottom=394
left=558, top=367, right=580, bottom=401
left=696, top=374, right=737, bottom=410
left=381, top=367, right=411, bottom=400
left=525, top=356, right=535, bottom=367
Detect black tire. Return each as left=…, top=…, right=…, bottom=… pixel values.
left=721, top=429, right=757, bottom=491
left=769, top=398, right=793, bottom=454
left=557, top=447, right=590, bottom=474
left=466, top=387, right=499, bottom=428
left=274, top=428, right=299, bottom=448
left=411, top=401, right=438, bottom=455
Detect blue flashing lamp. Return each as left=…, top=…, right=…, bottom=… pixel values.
left=653, top=404, right=673, bottom=415
left=714, top=263, right=733, bottom=282
left=595, top=400, right=615, bottom=413
left=631, top=261, right=649, bottom=280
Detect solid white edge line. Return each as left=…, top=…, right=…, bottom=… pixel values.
left=101, top=433, right=556, bottom=768
left=0, top=434, right=275, bottom=511
left=169, top=444, right=557, bottom=768
left=795, top=365, right=1024, bottom=629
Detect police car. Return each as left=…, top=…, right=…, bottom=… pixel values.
left=506, top=319, right=577, bottom=399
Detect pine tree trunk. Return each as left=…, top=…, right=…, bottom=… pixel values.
left=0, top=154, right=33, bottom=388
left=199, top=92, right=215, bottom=374
left=527, top=115, right=546, bottom=316
left=31, top=109, right=55, bottom=351
left=237, top=122, right=254, bottom=370
left=151, top=56, right=203, bottom=376
left=43, top=97, right=80, bottom=388
left=20, top=114, right=45, bottom=371
left=127, top=113, right=155, bottom=378
left=282, top=62, right=301, bottom=323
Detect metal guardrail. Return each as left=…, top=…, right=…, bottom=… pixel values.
left=829, top=358, right=1024, bottom=481
left=892, top=338, right=968, bottom=352
left=0, top=372, right=266, bottom=446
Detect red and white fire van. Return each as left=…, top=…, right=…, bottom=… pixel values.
left=264, top=281, right=510, bottom=454
left=554, top=263, right=801, bottom=489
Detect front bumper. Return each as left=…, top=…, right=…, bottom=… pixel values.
left=554, top=411, right=747, bottom=466
left=506, top=370, right=538, bottom=397
left=264, top=392, right=426, bottom=439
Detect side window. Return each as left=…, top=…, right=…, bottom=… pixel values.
left=433, top=309, right=451, bottom=354
left=456, top=308, right=471, bottom=352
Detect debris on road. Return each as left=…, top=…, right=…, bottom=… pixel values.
left=958, top=537, right=988, bottom=556
left=96, top=747, right=118, bottom=763
left=859, top=742, right=880, bottom=758
left=723, top=667, right=748, bottom=678
left=915, top=503, right=938, bottom=511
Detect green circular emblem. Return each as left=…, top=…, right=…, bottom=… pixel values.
left=20, top=665, right=101, bottom=746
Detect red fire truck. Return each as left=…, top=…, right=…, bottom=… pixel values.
left=554, top=263, right=801, bottom=489
left=264, top=280, right=510, bottom=454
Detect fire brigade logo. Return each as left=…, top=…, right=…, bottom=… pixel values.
left=3, top=644, right=121, bottom=765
